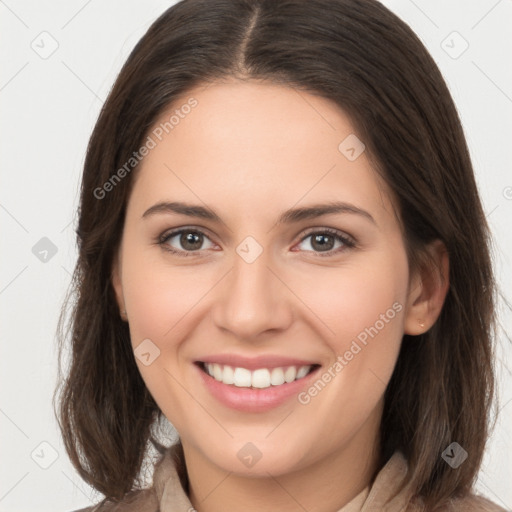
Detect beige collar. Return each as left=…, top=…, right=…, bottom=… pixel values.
left=151, top=444, right=414, bottom=512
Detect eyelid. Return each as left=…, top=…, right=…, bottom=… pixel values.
left=298, top=226, right=356, bottom=246
left=158, top=226, right=219, bottom=255
left=157, top=225, right=357, bottom=256
left=158, top=225, right=216, bottom=244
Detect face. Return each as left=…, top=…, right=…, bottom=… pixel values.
left=112, top=79, right=424, bottom=478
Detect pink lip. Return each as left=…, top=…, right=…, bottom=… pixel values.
left=196, top=354, right=319, bottom=371
left=194, top=362, right=321, bottom=413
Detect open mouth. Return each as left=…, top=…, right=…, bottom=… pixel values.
left=195, top=361, right=321, bottom=389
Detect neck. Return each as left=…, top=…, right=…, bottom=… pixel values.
left=182, top=408, right=382, bottom=512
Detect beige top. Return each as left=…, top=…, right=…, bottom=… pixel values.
left=74, top=444, right=508, bottom=512
left=339, top=484, right=369, bottom=511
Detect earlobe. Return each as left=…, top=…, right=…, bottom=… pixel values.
left=403, top=240, right=450, bottom=336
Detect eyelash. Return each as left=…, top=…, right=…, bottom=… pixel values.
left=157, top=227, right=356, bottom=258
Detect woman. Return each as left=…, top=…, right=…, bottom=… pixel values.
left=54, top=0, right=508, bottom=510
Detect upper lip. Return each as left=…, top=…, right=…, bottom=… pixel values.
left=196, top=354, right=320, bottom=371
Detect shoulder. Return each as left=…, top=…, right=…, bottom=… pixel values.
left=430, top=492, right=509, bottom=512
left=68, top=488, right=159, bottom=512
left=383, top=452, right=508, bottom=512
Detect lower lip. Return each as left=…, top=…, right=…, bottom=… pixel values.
left=194, top=363, right=321, bottom=412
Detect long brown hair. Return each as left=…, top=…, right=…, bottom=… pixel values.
left=53, top=0, right=499, bottom=509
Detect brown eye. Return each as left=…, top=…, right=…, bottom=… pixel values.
left=159, top=228, right=215, bottom=255
left=296, top=228, right=355, bottom=257
left=179, top=231, right=204, bottom=251
left=310, top=233, right=336, bottom=252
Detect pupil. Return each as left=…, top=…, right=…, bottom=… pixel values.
left=182, top=232, right=202, bottom=250
left=178, top=232, right=335, bottom=252
left=312, top=234, right=333, bottom=252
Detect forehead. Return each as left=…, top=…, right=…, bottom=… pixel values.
left=130, top=79, right=397, bottom=227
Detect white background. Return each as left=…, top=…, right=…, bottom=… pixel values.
left=0, top=1, right=511, bottom=511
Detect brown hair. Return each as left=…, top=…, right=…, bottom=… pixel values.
left=53, top=0, right=499, bottom=509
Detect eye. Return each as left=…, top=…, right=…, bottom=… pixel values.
left=159, top=228, right=216, bottom=256
left=158, top=226, right=356, bottom=258
left=295, top=228, right=355, bottom=257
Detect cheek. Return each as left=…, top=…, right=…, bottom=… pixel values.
left=291, top=250, right=407, bottom=351
left=122, top=244, right=214, bottom=350
left=121, top=248, right=209, bottom=429
left=291, top=250, right=407, bottom=414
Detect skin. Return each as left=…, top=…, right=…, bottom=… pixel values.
left=112, top=79, right=449, bottom=512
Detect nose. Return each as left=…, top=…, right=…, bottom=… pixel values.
left=211, top=246, right=293, bottom=342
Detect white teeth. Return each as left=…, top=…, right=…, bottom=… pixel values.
left=296, top=366, right=310, bottom=379
left=213, top=363, right=223, bottom=381
left=284, top=366, right=297, bottom=383
left=203, top=363, right=313, bottom=389
left=252, top=369, right=270, bottom=388
left=233, top=367, right=252, bottom=387
left=270, top=367, right=285, bottom=386
left=223, top=365, right=234, bottom=384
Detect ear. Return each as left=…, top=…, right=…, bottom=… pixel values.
left=111, top=249, right=127, bottom=321
left=404, top=239, right=450, bottom=335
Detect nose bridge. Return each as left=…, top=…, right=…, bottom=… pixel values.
left=212, top=243, right=291, bottom=339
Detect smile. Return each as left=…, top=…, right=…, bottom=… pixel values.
left=194, top=361, right=322, bottom=412
left=198, top=361, right=319, bottom=389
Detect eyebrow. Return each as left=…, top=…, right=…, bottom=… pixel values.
left=142, top=200, right=376, bottom=225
